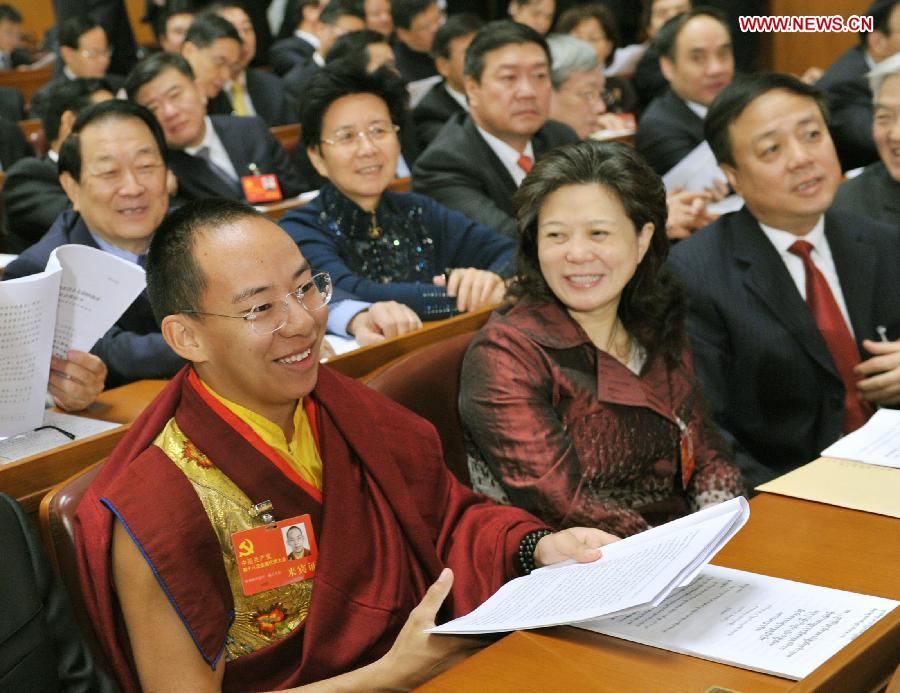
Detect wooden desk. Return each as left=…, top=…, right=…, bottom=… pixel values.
left=271, top=123, right=301, bottom=153
left=0, top=380, right=166, bottom=515
left=327, top=304, right=495, bottom=381
left=420, top=494, right=900, bottom=693
left=256, top=195, right=309, bottom=220
left=0, top=65, right=53, bottom=109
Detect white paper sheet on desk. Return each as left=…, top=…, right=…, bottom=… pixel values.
left=820, top=409, right=900, bottom=469
left=47, top=244, right=147, bottom=358
left=428, top=497, right=749, bottom=635
left=0, top=410, right=120, bottom=463
left=580, top=564, right=899, bottom=681
left=662, top=141, right=728, bottom=193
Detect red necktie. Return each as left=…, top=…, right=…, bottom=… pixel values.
left=517, top=153, right=533, bottom=174
left=788, top=240, right=872, bottom=433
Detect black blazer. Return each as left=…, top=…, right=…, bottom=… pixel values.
left=0, top=85, right=24, bottom=121
left=832, top=162, right=900, bottom=228
left=667, top=206, right=900, bottom=486
left=269, top=34, right=315, bottom=76
left=412, top=113, right=578, bottom=239
left=412, top=80, right=465, bottom=151
left=3, top=155, right=70, bottom=251
left=0, top=494, right=116, bottom=692
left=392, top=40, right=438, bottom=83
left=3, top=209, right=185, bottom=387
left=167, top=115, right=309, bottom=202
left=632, top=43, right=667, bottom=111
left=817, top=45, right=878, bottom=171
left=635, top=87, right=704, bottom=176
left=0, top=115, right=28, bottom=169
left=208, top=70, right=298, bottom=127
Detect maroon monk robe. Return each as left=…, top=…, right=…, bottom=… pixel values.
left=75, top=365, right=547, bottom=692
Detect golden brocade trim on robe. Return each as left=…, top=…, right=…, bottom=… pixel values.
left=153, top=417, right=312, bottom=661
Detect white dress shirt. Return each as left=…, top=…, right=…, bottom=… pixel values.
left=184, top=116, right=240, bottom=181
left=758, top=216, right=854, bottom=335
left=474, top=124, right=535, bottom=187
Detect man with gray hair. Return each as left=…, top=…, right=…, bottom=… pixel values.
left=833, top=52, right=900, bottom=226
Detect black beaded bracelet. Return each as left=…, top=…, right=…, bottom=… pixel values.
left=517, top=529, right=553, bottom=575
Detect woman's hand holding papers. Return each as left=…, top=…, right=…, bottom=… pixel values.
left=533, top=527, right=620, bottom=569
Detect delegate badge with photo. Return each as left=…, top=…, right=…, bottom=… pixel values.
left=241, top=172, right=283, bottom=203
left=231, top=515, right=318, bottom=596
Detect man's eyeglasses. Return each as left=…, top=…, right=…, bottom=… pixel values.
left=78, top=47, right=113, bottom=59
left=320, top=123, right=400, bottom=148
left=180, top=272, right=332, bottom=336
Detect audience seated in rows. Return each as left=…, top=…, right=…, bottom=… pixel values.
left=281, top=0, right=368, bottom=101
left=126, top=52, right=308, bottom=203
left=509, top=0, right=555, bottom=37
left=412, top=13, right=482, bottom=151
left=833, top=53, right=900, bottom=225
left=3, top=78, right=114, bottom=252
left=460, top=140, right=743, bottom=537
left=0, top=4, right=32, bottom=69
left=392, top=0, right=442, bottom=83
left=547, top=34, right=630, bottom=139
left=268, top=0, right=323, bottom=76
left=151, top=0, right=196, bottom=55
left=817, top=0, right=900, bottom=171
left=73, top=197, right=616, bottom=691
left=632, top=0, right=692, bottom=109
left=636, top=7, right=733, bottom=177
left=281, top=65, right=515, bottom=321
left=31, top=17, right=124, bottom=119
left=211, top=2, right=298, bottom=126
left=181, top=13, right=243, bottom=116
left=668, top=73, right=900, bottom=488
left=413, top=21, right=578, bottom=239
left=555, top=3, right=638, bottom=112
left=0, top=493, right=115, bottom=692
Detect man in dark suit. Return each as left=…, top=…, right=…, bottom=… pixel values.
left=4, top=78, right=114, bottom=252
left=392, top=0, right=442, bottom=83
left=817, top=0, right=900, bottom=171
left=127, top=52, right=308, bottom=202
left=631, top=0, right=691, bottom=109
left=149, top=0, right=195, bottom=55
left=210, top=2, right=297, bottom=126
left=53, top=0, right=137, bottom=76
left=181, top=13, right=244, bottom=116
left=30, top=18, right=124, bottom=119
left=668, top=73, right=900, bottom=488
left=269, top=0, right=322, bottom=76
left=0, top=5, right=32, bottom=69
left=635, top=7, right=733, bottom=176
left=412, top=13, right=482, bottom=150
left=4, top=100, right=172, bottom=396
left=833, top=53, right=900, bottom=226
left=413, top=21, right=578, bottom=239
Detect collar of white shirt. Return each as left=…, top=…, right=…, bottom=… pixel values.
left=295, top=30, right=320, bottom=50
left=685, top=100, right=708, bottom=120
left=444, top=83, right=469, bottom=111
left=87, top=230, right=144, bottom=264
left=474, top=123, right=535, bottom=187
left=184, top=116, right=240, bottom=181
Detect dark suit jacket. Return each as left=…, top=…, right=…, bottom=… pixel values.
left=0, top=494, right=115, bottom=693
left=53, top=0, right=137, bottom=75
left=29, top=73, right=125, bottom=120
left=283, top=60, right=320, bottom=105
left=0, top=115, right=28, bottom=169
left=3, top=209, right=185, bottom=387
left=392, top=40, right=437, bottom=83
left=667, top=206, right=900, bottom=486
left=3, top=155, right=69, bottom=252
left=817, top=45, right=878, bottom=171
left=635, top=87, right=704, bottom=176
left=269, top=34, right=315, bottom=76
left=208, top=70, right=298, bottom=126
left=412, top=81, right=465, bottom=151
left=167, top=115, right=308, bottom=202
left=0, top=85, right=25, bottom=121
left=413, top=113, right=578, bottom=239
left=632, top=44, right=666, bottom=111
left=832, top=162, right=900, bottom=228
